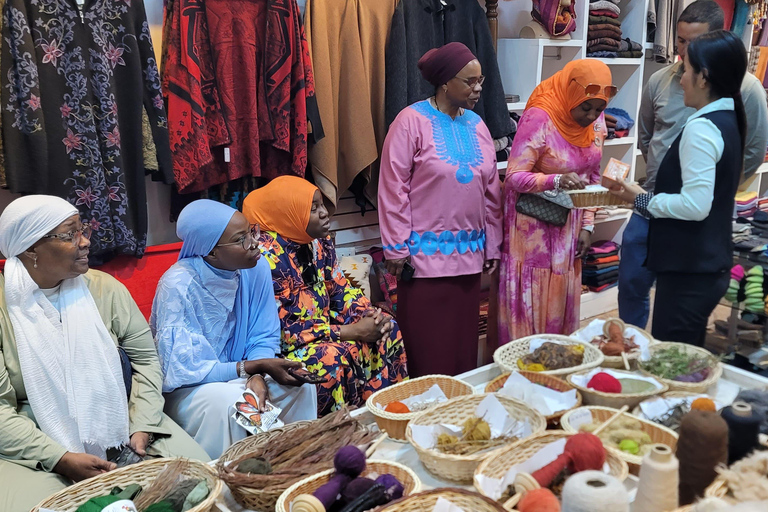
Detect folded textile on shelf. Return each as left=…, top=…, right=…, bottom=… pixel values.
left=618, top=38, right=643, bottom=52
left=589, top=9, right=619, bottom=17
left=587, top=50, right=620, bottom=58
left=589, top=0, right=621, bottom=15
left=588, top=37, right=621, bottom=48
left=588, top=282, right=618, bottom=293
left=589, top=14, right=622, bottom=26
left=604, top=108, right=635, bottom=130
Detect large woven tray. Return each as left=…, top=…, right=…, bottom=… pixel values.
left=638, top=342, right=722, bottom=394
left=474, top=431, right=628, bottom=502
left=493, top=335, right=604, bottom=376
left=560, top=405, right=679, bottom=467
left=32, top=458, right=221, bottom=512
left=366, top=374, right=475, bottom=441
left=379, top=488, right=511, bottom=512
left=405, top=394, right=546, bottom=484
left=566, top=369, right=668, bottom=410
left=276, top=460, right=421, bottom=512
left=484, top=371, right=582, bottom=426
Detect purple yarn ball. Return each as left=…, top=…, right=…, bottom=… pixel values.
left=339, top=477, right=377, bottom=506
left=375, top=473, right=405, bottom=500
left=334, top=445, right=366, bottom=476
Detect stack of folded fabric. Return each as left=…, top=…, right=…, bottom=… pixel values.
left=604, top=108, right=634, bottom=138
left=587, top=0, right=643, bottom=58
left=736, top=190, right=758, bottom=218
left=758, top=196, right=768, bottom=213
left=582, top=240, right=620, bottom=292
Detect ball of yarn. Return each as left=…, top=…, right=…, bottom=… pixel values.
left=531, top=433, right=605, bottom=488
left=437, top=433, right=458, bottom=445
left=677, top=410, right=729, bottom=505
left=374, top=474, right=404, bottom=501
left=334, top=446, right=366, bottom=477
left=339, top=477, right=376, bottom=506
left=691, top=397, right=717, bottom=412
left=587, top=373, right=622, bottom=394
left=618, top=439, right=639, bottom=455
left=462, top=417, right=491, bottom=441
left=237, top=457, right=272, bottom=474
left=518, top=488, right=561, bottom=512
left=384, top=401, right=410, bottom=413
left=561, top=471, right=629, bottom=512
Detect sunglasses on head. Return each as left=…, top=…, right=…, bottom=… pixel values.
left=571, top=79, right=618, bottom=99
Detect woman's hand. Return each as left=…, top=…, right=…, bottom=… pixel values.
left=483, top=259, right=499, bottom=275
left=130, top=432, right=151, bottom=457
left=54, top=452, right=116, bottom=482
left=342, top=313, right=391, bottom=345
left=607, top=181, right=646, bottom=203
left=385, top=257, right=409, bottom=281
left=559, top=173, right=587, bottom=191
left=366, top=308, right=394, bottom=344
left=246, top=375, right=269, bottom=412
left=576, top=229, right=592, bottom=259
left=250, top=358, right=302, bottom=386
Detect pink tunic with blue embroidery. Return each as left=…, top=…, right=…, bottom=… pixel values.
left=498, top=107, right=605, bottom=342
left=378, top=100, right=502, bottom=278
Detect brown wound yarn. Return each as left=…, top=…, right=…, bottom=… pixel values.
left=677, top=410, right=729, bottom=505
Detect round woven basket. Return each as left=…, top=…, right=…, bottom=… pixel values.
left=473, top=431, right=629, bottom=501
left=493, top=335, right=604, bottom=376
left=484, top=371, right=582, bottom=426
left=31, top=458, right=221, bottom=512
left=366, top=375, right=475, bottom=441
left=406, top=394, right=547, bottom=484
left=275, top=460, right=421, bottom=512
left=571, top=319, right=656, bottom=369
left=379, top=488, right=511, bottom=512
left=639, top=342, right=722, bottom=394
left=560, top=405, right=679, bottom=466
left=566, top=369, right=668, bottom=410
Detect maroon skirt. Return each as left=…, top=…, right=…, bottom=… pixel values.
left=397, top=274, right=481, bottom=378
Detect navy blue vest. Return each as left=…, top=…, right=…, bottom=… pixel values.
left=647, top=110, right=742, bottom=274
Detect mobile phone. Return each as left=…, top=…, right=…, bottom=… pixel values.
left=110, top=444, right=144, bottom=468
left=288, top=366, right=329, bottom=384
left=401, top=262, right=415, bottom=282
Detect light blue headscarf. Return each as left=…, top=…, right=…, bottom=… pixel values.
left=177, top=199, right=237, bottom=259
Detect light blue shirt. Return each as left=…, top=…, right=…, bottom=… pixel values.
left=647, top=97, right=734, bottom=222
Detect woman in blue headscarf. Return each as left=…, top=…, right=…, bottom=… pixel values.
left=150, top=200, right=317, bottom=459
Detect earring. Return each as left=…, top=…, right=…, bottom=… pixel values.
left=443, top=85, right=448, bottom=93
left=32, top=254, right=38, bottom=269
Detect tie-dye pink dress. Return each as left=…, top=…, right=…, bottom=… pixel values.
left=498, top=107, right=605, bottom=342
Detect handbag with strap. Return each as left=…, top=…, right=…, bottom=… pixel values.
left=516, top=189, right=574, bottom=226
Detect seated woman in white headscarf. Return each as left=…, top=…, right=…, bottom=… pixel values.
left=0, top=196, right=209, bottom=512
left=151, top=199, right=317, bottom=459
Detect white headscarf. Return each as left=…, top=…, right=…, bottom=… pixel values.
left=0, top=195, right=129, bottom=457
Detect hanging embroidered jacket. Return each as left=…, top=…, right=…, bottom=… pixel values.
left=162, top=0, right=323, bottom=194
left=1, top=0, right=173, bottom=263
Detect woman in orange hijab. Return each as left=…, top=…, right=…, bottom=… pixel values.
left=498, top=60, right=615, bottom=341
left=243, top=177, right=408, bottom=416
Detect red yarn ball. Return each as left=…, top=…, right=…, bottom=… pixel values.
left=518, top=488, right=561, bottom=512
left=565, top=432, right=605, bottom=473
left=587, top=372, right=622, bottom=393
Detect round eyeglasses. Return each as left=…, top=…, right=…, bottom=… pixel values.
left=41, top=225, right=93, bottom=247
left=215, top=224, right=260, bottom=251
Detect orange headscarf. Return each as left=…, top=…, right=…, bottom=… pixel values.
left=242, top=176, right=319, bottom=244
left=526, top=59, right=613, bottom=148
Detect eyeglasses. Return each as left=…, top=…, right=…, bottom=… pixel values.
left=571, top=79, right=618, bottom=99
left=455, top=75, right=485, bottom=88
left=216, top=224, right=260, bottom=251
left=41, top=225, right=93, bottom=247
left=296, top=245, right=319, bottom=286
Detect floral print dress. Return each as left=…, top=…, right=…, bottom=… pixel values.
left=259, top=232, right=408, bottom=415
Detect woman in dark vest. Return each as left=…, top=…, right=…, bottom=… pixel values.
left=609, top=30, right=747, bottom=346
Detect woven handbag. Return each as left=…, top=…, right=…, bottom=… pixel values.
left=516, top=190, right=574, bottom=226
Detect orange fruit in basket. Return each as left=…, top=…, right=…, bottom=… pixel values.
left=384, top=401, right=410, bottom=413
left=691, top=397, right=716, bottom=412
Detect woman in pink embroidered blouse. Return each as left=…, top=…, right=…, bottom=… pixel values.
left=499, top=60, right=614, bottom=342
left=378, top=43, right=503, bottom=377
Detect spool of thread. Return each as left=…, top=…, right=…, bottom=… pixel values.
left=517, top=488, right=561, bottom=512
left=290, top=495, right=326, bottom=512
left=721, top=401, right=762, bottom=465
left=634, top=444, right=679, bottom=512
left=677, top=409, right=729, bottom=506
left=560, top=470, right=629, bottom=512
left=531, top=433, right=605, bottom=488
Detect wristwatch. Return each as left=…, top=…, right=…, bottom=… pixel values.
left=238, top=360, right=249, bottom=379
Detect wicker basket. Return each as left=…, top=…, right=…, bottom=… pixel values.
left=484, top=371, right=582, bottom=425
left=571, top=319, right=656, bottom=369
left=32, top=458, right=221, bottom=512
left=493, top=335, right=604, bottom=376
left=566, top=188, right=631, bottom=208
left=473, top=431, right=629, bottom=501
left=639, top=342, right=723, bottom=394
left=366, top=375, right=475, bottom=441
left=379, top=488, right=511, bottom=512
left=560, top=406, right=679, bottom=466
left=566, top=369, right=668, bottom=410
left=406, top=394, right=547, bottom=484
left=276, top=460, right=422, bottom=512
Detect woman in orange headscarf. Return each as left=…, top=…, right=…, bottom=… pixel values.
left=498, top=60, right=615, bottom=341
left=243, top=177, right=408, bottom=415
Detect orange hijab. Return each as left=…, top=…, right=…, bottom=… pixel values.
left=242, top=176, right=319, bottom=244
left=526, top=59, right=613, bottom=148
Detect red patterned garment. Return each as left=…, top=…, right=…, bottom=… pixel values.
left=162, top=0, right=322, bottom=194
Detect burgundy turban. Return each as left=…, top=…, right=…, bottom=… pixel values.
left=417, top=42, right=477, bottom=88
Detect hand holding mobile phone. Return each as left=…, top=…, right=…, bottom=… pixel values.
left=401, top=261, right=415, bottom=281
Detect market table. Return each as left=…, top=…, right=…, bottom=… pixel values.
left=213, top=362, right=768, bottom=512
